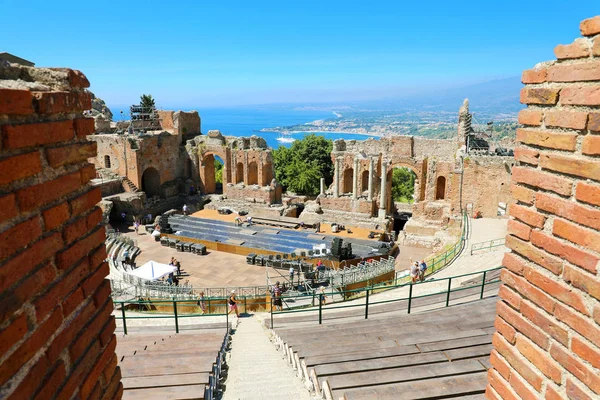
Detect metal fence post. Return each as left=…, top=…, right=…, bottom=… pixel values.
left=480, top=270, right=487, bottom=299
left=226, top=301, right=229, bottom=330
left=445, top=278, right=452, bottom=307
left=121, top=303, right=127, bottom=335
left=407, top=283, right=413, bottom=314
left=244, top=296, right=247, bottom=314
left=270, top=297, right=273, bottom=329
left=173, top=299, right=179, bottom=333
left=318, top=298, right=323, bottom=325
left=365, top=289, right=370, bottom=319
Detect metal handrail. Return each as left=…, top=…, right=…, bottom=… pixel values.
left=470, top=237, right=506, bottom=255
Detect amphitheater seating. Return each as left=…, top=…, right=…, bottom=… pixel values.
left=117, top=325, right=230, bottom=400
left=271, top=297, right=497, bottom=399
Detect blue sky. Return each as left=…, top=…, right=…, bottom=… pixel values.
left=1, top=1, right=598, bottom=108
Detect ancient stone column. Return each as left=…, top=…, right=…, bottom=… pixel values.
left=334, top=157, right=340, bottom=198
left=378, top=161, right=388, bottom=218
left=352, top=158, right=359, bottom=199
left=320, top=177, right=325, bottom=196
left=368, top=157, right=374, bottom=201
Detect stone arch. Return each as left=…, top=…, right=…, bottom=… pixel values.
left=388, top=161, right=423, bottom=202
left=141, top=167, right=161, bottom=197
left=262, top=162, right=273, bottom=186
left=436, top=176, right=446, bottom=200
left=236, top=162, right=244, bottom=184
left=104, top=155, right=111, bottom=169
left=248, top=161, right=258, bottom=185
left=361, top=170, right=369, bottom=193
left=343, top=168, right=353, bottom=194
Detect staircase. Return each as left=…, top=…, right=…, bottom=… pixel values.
left=122, top=177, right=139, bottom=193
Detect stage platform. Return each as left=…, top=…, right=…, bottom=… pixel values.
left=168, top=215, right=388, bottom=258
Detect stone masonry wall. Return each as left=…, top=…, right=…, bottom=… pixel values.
left=488, top=16, right=600, bottom=399
left=0, top=65, right=120, bottom=398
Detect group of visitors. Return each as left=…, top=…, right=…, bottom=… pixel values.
left=166, top=257, right=182, bottom=285
left=410, top=259, right=428, bottom=283
left=234, top=215, right=253, bottom=226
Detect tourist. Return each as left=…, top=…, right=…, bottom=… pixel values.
left=183, top=204, right=189, bottom=216
left=318, top=286, right=327, bottom=305
left=146, top=213, right=153, bottom=224
left=246, top=216, right=253, bottom=225
left=176, top=259, right=182, bottom=275
left=411, top=262, right=419, bottom=283
left=234, top=216, right=243, bottom=226
left=167, top=272, right=174, bottom=285
left=289, top=266, right=295, bottom=286
left=123, top=249, right=130, bottom=265
left=121, top=212, right=127, bottom=222
left=133, top=220, right=139, bottom=235
left=315, top=222, right=321, bottom=233
left=419, top=260, right=428, bottom=282
left=197, top=292, right=207, bottom=314
left=189, top=186, right=195, bottom=196
left=228, top=290, right=239, bottom=318
left=272, top=282, right=283, bottom=311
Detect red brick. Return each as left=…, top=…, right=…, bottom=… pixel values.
left=47, top=300, right=96, bottom=361
left=34, top=360, right=66, bottom=400
left=63, top=216, right=89, bottom=246
left=513, top=147, right=539, bottom=166
left=560, top=85, right=600, bottom=106
left=0, top=88, right=34, bottom=115
left=521, top=88, right=559, bottom=105
left=497, top=297, right=550, bottom=349
left=42, top=202, right=70, bottom=232
left=553, top=218, right=600, bottom=253
left=0, top=216, right=43, bottom=260
left=86, top=207, right=103, bottom=230
left=563, top=264, right=600, bottom=302
left=0, top=232, right=62, bottom=293
left=69, top=187, right=102, bottom=216
left=576, top=182, right=600, bottom=207
left=505, top=236, right=563, bottom=276
left=0, top=151, right=42, bottom=186
left=0, top=306, right=62, bottom=386
left=57, top=340, right=101, bottom=400
left=544, top=110, right=588, bottom=129
left=588, top=112, right=600, bottom=131
left=554, top=39, right=591, bottom=60
left=73, top=117, right=95, bottom=138
left=83, top=261, right=110, bottom=298
left=8, top=355, right=49, bottom=399
left=515, top=334, right=562, bottom=383
left=507, top=219, right=531, bottom=241
left=595, top=305, right=600, bottom=326
left=55, top=226, right=105, bottom=270
left=70, top=300, right=112, bottom=362
left=555, top=302, right=600, bottom=348
left=62, top=287, right=84, bottom=317
left=101, top=369, right=122, bottom=400
left=540, top=153, right=600, bottom=182
left=16, top=171, right=82, bottom=212
left=545, top=384, right=563, bottom=400
left=516, top=128, right=577, bottom=151
left=511, top=184, right=535, bottom=205
left=531, top=230, right=598, bottom=274
left=0, top=193, right=18, bottom=224
left=549, top=61, right=600, bottom=82
left=509, top=204, right=546, bottom=228
left=80, top=335, right=117, bottom=399
left=485, top=384, right=503, bottom=400
left=492, top=332, right=544, bottom=391
left=518, top=109, right=543, bottom=125
left=102, top=353, right=118, bottom=383
left=490, top=349, right=511, bottom=380
left=89, top=243, right=108, bottom=270
left=550, top=342, right=600, bottom=394
left=495, top=315, right=517, bottom=344
left=1, top=120, right=74, bottom=149
left=99, top=316, right=116, bottom=347
left=92, top=279, right=112, bottom=308
left=566, top=378, right=594, bottom=400
left=511, top=166, right=572, bottom=196
left=501, top=266, right=556, bottom=315
left=582, top=135, right=600, bottom=156
left=45, top=141, right=97, bottom=168
left=33, top=91, right=70, bottom=114
left=80, top=163, right=98, bottom=184
left=571, top=336, right=600, bottom=369
left=520, top=300, right=569, bottom=347
left=0, top=314, right=28, bottom=359
left=580, top=16, right=600, bottom=36
left=488, top=368, right=519, bottom=400
left=594, top=38, right=600, bottom=57
left=536, top=192, right=600, bottom=230
left=522, top=69, right=547, bottom=84
left=499, top=283, right=522, bottom=310
left=509, top=368, right=541, bottom=399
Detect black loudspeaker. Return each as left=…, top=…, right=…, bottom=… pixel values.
left=331, top=237, right=343, bottom=256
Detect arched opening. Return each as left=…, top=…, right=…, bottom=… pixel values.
left=361, top=170, right=369, bottom=193
left=343, top=168, right=353, bottom=194
left=104, top=155, right=111, bottom=169
left=436, top=176, right=446, bottom=200
left=389, top=166, right=417, bottom=236
left=201, top=154, right=224, bottom=194
left=248, top=161, right=258, bottom=185
left=236, top=163, right=244, bottom=184
left=262, top=162, right=273, bottom=186
left=141, top=167, right=161, bottom=198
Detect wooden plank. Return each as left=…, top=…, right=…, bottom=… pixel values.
left=122, top=373, right=209, bottom=389
left=123, top=384, right=205, bottom=400
left=339, top=371, right=488, bottom=400
left=416, top=334, right=492, bottom=353
left=443, top=344, right=493, bottom=361
left=304, top=345, right=420, bottom=367
left=326, top=359, right=485, bottom=391
left=120, top=358, right=215, bottom=378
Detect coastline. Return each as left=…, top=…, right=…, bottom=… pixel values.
left=259, top=128, right=384, bottom=138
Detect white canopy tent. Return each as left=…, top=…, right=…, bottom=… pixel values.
left=127, top=260, right=176, bottom=281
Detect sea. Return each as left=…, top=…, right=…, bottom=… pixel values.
left=110, top=106, right=374, bottom=149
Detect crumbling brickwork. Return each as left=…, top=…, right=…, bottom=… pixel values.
left=488, top=15, right=600, bottom=399
left=0, top=65, right=120, bottom=399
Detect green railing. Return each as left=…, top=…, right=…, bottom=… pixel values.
left=470, top=238, right=506, bottom=255
left=270, top=266, right=503, bottom=327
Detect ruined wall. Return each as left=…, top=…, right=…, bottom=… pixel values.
left=157, top=110, right=201, bottom=136
left=488, top=15, right=600, bottom=399
left=0, top=65, right=120, bottom=398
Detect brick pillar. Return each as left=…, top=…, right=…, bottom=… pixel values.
left=352, top=158, right=359, bottom=199
left=0, top=65, right=120, bottom=399
left=378, top=161, right=388, bottom=218
left=368, top=157, right=374, bottom=201
left=487, top=15, right=600, bottom=400
left=334, top=157, right=340, bottom=198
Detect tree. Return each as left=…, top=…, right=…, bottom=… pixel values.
left=272, top=134, right=333, bottom=195
left=391, top=167, right=416, bottom=203
left=214, top=157, right=223, bottom=184
left=140, top=94, right=156, bottom=110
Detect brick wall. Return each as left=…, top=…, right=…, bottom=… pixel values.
left=488, top=16, right=600, bottom=399
left=0, top=65, right=120, bottom=399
